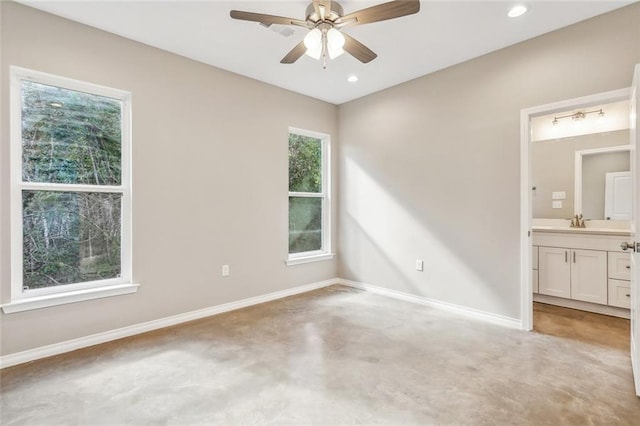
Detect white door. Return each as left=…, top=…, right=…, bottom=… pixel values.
left=605, top=171, right=632, bottom=220
left=630, top=64, right=640, bottom=397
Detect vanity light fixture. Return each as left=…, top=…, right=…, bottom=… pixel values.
left=551, top=108, right=604, bottom=125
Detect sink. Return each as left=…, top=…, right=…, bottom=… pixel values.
left=532, top=218, right=630, bottom=235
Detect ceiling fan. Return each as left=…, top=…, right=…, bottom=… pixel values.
left=230, top=0, right=421, bottom=68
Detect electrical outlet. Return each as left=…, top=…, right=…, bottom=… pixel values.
left=222, top=264, right=230, bottom=277
left=415, top=259, right=424, bottom=272
left=552, top=200, right=562, bottom=209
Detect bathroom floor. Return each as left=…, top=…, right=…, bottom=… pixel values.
left=533, top=302, right=630, bottom=351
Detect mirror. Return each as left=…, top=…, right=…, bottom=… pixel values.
left=532, top=129, right=630, bottom=219
left=576, top=145, right=631, bottom=220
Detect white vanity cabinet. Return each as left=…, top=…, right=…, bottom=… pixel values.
left=538, top=247, right=607, bottom=303
left=533, top=228, right=631, bottom=316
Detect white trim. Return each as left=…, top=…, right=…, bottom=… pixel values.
left=632, top=334, right=640, bottom=396
left=288, top=192, right=323, bottom=198
left=19, top=182, right=126, bottom=193
left=340, top=279, right=522, bottom=329
left=285, top=252, right=335, bottom=266
left=1, top=283, right=140, bottom=314
left=10, top=66, right=128, bottom=100
left=0, top=278, right=340, bottom=369
left=9, top=66, right=133, bottom=302
left=574, top=145, right=631, bottom=215
left=520, top=87, right=631, bottom=332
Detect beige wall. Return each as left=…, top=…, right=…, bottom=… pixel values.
left=338, top=4, right=640, bottom=319
left=0, top=3, right=338, bottom=356
left=532, top=130, right=629, bottom=219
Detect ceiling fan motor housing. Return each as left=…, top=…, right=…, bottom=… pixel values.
left=305, top=2, right=344, bottom=23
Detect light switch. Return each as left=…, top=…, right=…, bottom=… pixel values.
left=415, top=259, right=424, bottom=272
left=552, top=191, right=566, bottom=200
left=552, top=200, right=562, bottom=209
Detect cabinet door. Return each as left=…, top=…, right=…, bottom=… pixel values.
left=571, top=249, right=608, bottom=304
left=532, top=269, right=539, bottom=294
left=538, top=247, right=571, bottom=299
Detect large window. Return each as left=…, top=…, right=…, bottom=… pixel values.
left=287, top=128, right=332, bottom=265
left=4, top=67, right=136, bottom=313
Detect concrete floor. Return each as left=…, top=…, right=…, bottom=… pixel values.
left=1, top=285, right=639, bottom=425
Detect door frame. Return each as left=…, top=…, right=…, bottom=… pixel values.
left=519, top=87, right=631, bottom=331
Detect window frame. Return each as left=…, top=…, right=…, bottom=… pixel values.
left=286, top=127, right=333, bottom=265
left=3, top=67, right=137, bottom=314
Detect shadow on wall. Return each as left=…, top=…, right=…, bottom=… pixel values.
left=339, top=149, right=519, bottom=319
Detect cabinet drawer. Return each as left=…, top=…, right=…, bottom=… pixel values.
left=608, top=252, right=630, bottom=280
left=608, top=279, right=630, bottom=309
left=532, top=246, right=539, bottom=270
left=532, top=269, right=539, bottom=293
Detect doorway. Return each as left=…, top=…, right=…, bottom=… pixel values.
left=520, top=87, right=631, bottom=331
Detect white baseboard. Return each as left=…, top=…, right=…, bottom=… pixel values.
left=0, top=278, right=340, bottom=369
left=340, top=279, right=522, bottom=329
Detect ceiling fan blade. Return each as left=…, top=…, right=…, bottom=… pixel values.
left=230, top=10, right=308, bottom=28
left=342, top=33, right=377, bottom=63
left=335, top=0, right=420, bottom=26
left=281, top=41, right=307, bottom=64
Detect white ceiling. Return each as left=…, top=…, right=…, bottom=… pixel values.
left=19, top=1, right=634, bottom=104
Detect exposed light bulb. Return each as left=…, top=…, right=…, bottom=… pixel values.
left=327, top=28, right=345, bottom=59
left=304, top=28, right=322, bottom=60
left=508, top=5, right=527, bottom=18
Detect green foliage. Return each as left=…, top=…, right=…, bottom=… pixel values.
left=21, top=81, right=121, bottom=185
left=288, top=133, right=323, bottom=253
left=289, top=197, right=322, bottom=253
left=289, top=134, right=322, bottom=193
left=20, top=82, right=123, bottom=289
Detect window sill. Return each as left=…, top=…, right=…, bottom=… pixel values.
left=286, top=253, right=335, bottom=266
left=1, top=283, right=140, bottom=314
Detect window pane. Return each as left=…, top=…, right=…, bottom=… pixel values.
left=21, top=81, right=122, bottom=185
left=289, top=197, right=322, bottom=253
left=289, top=133, right=322, bottom=193
left=22, top=191, right=122, bottom=289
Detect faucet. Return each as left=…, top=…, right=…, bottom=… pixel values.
left=570, top=214, right=586, bottom=228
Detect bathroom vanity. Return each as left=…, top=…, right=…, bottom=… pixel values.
left=532, top=220, right=631, bottom=318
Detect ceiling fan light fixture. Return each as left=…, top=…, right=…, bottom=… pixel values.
left=327, top=28, right=345, bottom=59
left=304, top=28, right=322, bottom=59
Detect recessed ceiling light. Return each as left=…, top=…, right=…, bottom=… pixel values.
left=508, top=5, right=527, bottom=18
left=347, top=75, right=358, bottom=83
